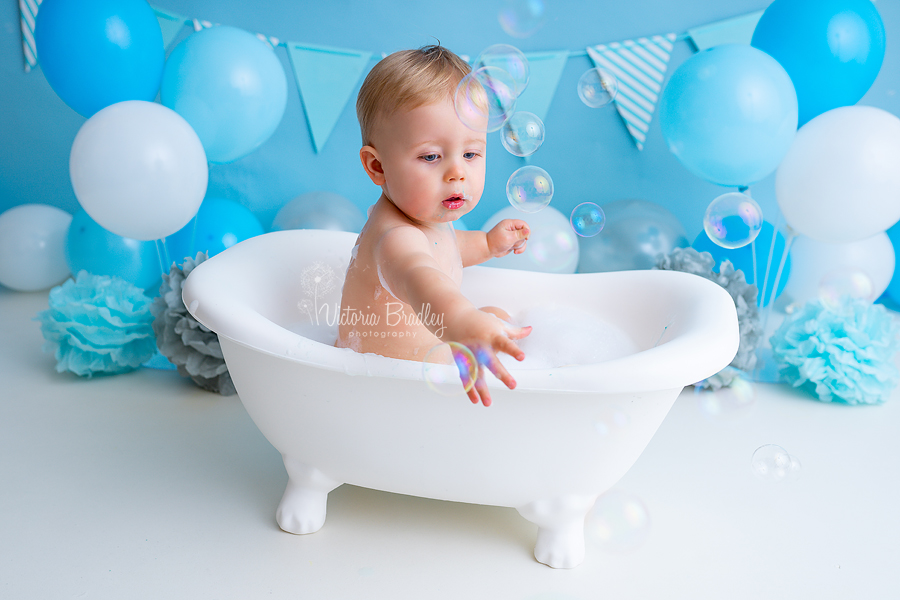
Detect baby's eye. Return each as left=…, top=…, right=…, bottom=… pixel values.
left=464, top=151, right=480, bottom=160
left=420, top=153, right=439, bottom=162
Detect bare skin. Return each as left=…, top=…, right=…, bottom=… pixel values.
left=336, top=97, right=531, bottom=406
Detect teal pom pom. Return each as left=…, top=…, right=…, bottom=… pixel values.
left=770, top=298, right=900, bottom=404
left=35, top=271, right=156, bottom=377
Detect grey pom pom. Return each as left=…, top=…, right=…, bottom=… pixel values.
left=151, top=253, right=236, bottom=396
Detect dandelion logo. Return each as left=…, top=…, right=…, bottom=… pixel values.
left=297, top=262, right=339, bottom=325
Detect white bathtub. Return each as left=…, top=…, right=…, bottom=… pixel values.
left=183, top=229, right=738, bottom=568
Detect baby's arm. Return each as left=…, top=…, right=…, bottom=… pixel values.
left=456, top=219, right=530, bottom=267
left=376, top=226, right=531, bottom=406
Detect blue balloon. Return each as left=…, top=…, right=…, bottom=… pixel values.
left=659, top=44, right=798, bottom=187
left=161, top=26, right=288, bottom=164
left=66, top=209, right=162, bottom=291
left=752, top=0, right=885, bottom=127
left=885, top=221, right=900, bottom=304
left=34, top=0, right=164, bottom=118
left=693, top=221, right=792, bottom=307
left=166, top=198, right=264, bottom=264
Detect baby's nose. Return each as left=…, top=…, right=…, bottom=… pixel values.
left=445, top=162, right=466, bottom=181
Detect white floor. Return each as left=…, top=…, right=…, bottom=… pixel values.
left=2, top=286, right=899, bottom=599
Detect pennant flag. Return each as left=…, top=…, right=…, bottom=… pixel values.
left=587, top=34, right=676, bottom=151
left=687, top=10, right=764, bottom=51
left=287, top=43, right=372, bottom=153
left=19, top=0, right=42, bottom=72
left=515, top=51, right=569, bottom=125
left=152, top=6, right=187, bottom=50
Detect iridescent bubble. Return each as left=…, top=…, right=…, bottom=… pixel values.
left=696, top=378, right=755, bottom=421
left=507, top=165, right=554, bottom=213
left=751, top=444, right=802, bottom=482
left=454, top=66, right=517, bottom=133
left=577, top=68, right=618, bottom=108
left=501, top=111, right=545, bottom=157
left=570, top=202, right=606, bottom=237
left=819, top=268, right=875, bottom=308
left=473, top=44, right=529, bottom=97
left=703, top=192, right=763, bottom=249
left=422, top=342, right=478, bottom=396
left=498, top=0, right=545, bottom=39
left=585, top=490, right=651, bottom=553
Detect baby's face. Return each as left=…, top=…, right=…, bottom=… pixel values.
left=372, top=98, right=487, bottom=225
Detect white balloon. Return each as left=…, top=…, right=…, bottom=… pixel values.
left=776, top=106, right=900, bottom=243
left=0, top=204, right=72, bottom=291
left=481, top=206, right=579, bottom=274
left=70, top=100, right=208, bottom=241
left=783, top=233, right=895, bottom=305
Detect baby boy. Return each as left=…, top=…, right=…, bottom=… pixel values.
left=336, top=45, right=531, bottom=406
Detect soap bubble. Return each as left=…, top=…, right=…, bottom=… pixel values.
left=423, top=342, right=478, bottom=396
left=501, top=111, right=545, bottom=157
left=507, top=165, right=554, bottom=213
left=454, top=66, right=517, bottom=133
left=703, top=192, right=763, bottom=249
left=570, top=202, right=606, bottom=237
left=585, top=490, right=651, bottom=553
left=696, top=378, right=755, bottom=420
left=498, top=0, right=545, bottom=39
left=578, top=68, right=618, bottom=108
left=473, top=44, right=529, bottom=96
left=751, top=444, right=802, bottom=482
left=819, top=268, right=875, bottom=308
left=594, top=405, right=630, bottom=436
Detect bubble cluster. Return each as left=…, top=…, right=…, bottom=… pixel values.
left=501, top=111, right=545, bottom=157
left=454, top=66, right=517, bottom=133
left=751, top=444, right=802, bottom=483
left=577, top=68, right=618, bottom=108
left=585, top=491, right=651, bottom=553
left=507, top=165, right=554, bottom=213
left=818, top=268, right=875, bottom=308
left=473, top=44, right=529, bottom=97
left=422, top=342, right=478, bottom=396
left=498, top=0, right=546, bottom=38
left=703, top=192, right=763, bottom=249
left=570, top=202, right=606, bottom=237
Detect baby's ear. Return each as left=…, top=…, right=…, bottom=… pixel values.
left=360, top=146, right=386, bottom=186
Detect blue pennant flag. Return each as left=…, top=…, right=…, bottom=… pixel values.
left=515, top=51, right=569, bottom=125
left=687, top=10, right=764, bottom=51
left=19, top=0, right=42, bottom=72
left=151, top=6, right=187, bottom=50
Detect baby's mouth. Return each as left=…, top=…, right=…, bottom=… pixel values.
left=442, top=192, right=469, bottom=210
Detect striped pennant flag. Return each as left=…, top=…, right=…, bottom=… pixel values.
left=19, top=0, right=42, bottom=72
left=587, top=33, right=676, bottom=151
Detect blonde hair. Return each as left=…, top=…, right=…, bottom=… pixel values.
left=356, top=45, right=471, bottom=146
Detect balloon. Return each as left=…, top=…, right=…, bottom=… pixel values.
left=751, top=0, right=885, bottom=127
left=166, top=198, right=264, bottom=263
left=69, top=100, right=208, bottom=241
left=0, top=204, right=71, bottom=291
left=783, top=233, right=894, bottom=306
left=693, top=221, right=792, bottom=307
left=659, top=44, right=798, bottom=186
left=33, top=0, right=164, bottom=117
left=161, top=26, right=288, bottom=164
left=66, top=209, right=161, bottom=291
left=577, top=199, right=688, bottom=273
left=775, top=106, right=900, bottom=243
left=271, top=191, right=365, bottom=233
left=885, top=222, right=900, bottom=303
left=481, top=206, right=579, bottom=274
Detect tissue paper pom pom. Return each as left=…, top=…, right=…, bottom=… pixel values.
left=35, top=271, right=156, bottom=376
left=151, top=252, right=235, bottom=395
left=657, top=247, right=762, bottom=387
left=770, top=298, right=900, bottom=405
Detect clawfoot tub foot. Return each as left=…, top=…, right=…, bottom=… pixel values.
left=516, top=494, right=598, bottom=569
left=276, top=456, right=341, bottom=535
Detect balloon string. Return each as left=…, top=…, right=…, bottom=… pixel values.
left=188, top=214, right=199, bottom=263
left=760, top=230, right=795, bottom=339
left=750, top=238, right=757, bottom=287
left=155, top=239, right=172, bottom=278
left=758, top=211, right=782, bottom=308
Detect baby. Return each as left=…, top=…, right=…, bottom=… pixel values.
left=336, top=45, right=532, bottom=406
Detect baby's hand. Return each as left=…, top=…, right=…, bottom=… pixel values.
left=487, top=219, right=530, bottom=257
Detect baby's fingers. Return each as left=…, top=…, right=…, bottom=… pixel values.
left=478, top=346, right=517, bottom=390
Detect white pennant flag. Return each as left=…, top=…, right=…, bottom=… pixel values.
left=587, top=33, right=676, bottom=150
left=19, top=0, right=42, bottom=72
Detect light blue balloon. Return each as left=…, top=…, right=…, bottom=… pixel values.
left=271, top=191, right=365, bottom=233
left=34, top=0, right=164, bottom=118
left=66, top=209, right=162, bottom=291
left=752, top=0, right=885, bottom=127
left=161, top=26, right=288, bottom=164
left=659, top=44, right=798, bottom=187
left=885, top=221, right=900, bottom=304
left=693, top=221, right=792, bottom=307
left=166, top=198, right=264, bottom=264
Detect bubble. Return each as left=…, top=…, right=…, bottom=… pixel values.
left=473, top=44, right=529, bottom=96
left=594, top=405, right=630, bottom=436
left=454, top=66, right=517, bottom=133
left=578, top=68, right=618, bottom=108
left=696, top=378, right=755, bottom=420
left=751, top=445, right=802, bottom=483
left=423, top=342, right=478, bottom=396
left=570, top=202, right=606, bottom=237
left=498, top=0, right=545, bottom=39
left=507, top=165, right=554, bottom=213
left=585, top=490, right=651, bottom=553
left=819, top=268, right=875, bottom=308
left=501, top=111, right=545, bottom=157
left=703, top=192, right=763, bottom=249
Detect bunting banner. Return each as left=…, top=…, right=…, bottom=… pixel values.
left=587, top=33, right=676, bottom=151
left=686, top=10, right=764, bottom=51
left=152, top=7, right=187, bottom=50
left=515, top=51, right=569, bottom=125
left=19, top=0, right=42, bottom=73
